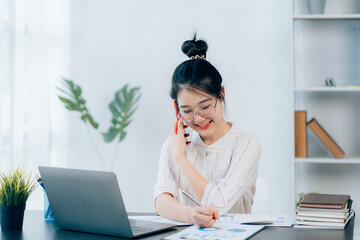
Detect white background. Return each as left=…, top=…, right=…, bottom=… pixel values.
left=2, top=0, right=292, bottom=216
left=3, top=0, right=360, bottom=233
left=56, top=0, right=292, bottom=214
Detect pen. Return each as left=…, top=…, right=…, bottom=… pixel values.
left=181, top=190, right=205, bottom=208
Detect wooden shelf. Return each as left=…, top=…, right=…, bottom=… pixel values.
left=295, top=87, right=360, bottom=92
left=295, top=157, right=360, bottom=164
left=293, top=14, right=360, bottom=20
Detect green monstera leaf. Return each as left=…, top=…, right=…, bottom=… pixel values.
left=57, top=77, right=99, bottom=129
left=56, top=77, right=141, bottom=170
left=102, top=84, right=141, bottom=143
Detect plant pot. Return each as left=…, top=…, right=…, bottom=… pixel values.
left=308, top=0, right=326, bottom=14
left=0, top=204, right=26, bottom=231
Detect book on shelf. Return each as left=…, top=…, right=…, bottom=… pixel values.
left=307, top=118, right=345, bottom=159
left=295, top=111, right=307, bottom=158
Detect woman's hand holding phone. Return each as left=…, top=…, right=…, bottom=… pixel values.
left=170, top=118, right=191, bottom=162
left=171, top=101, right=191, bottom=163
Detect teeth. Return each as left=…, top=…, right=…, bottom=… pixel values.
left=198, top=121, right=210, bottom=127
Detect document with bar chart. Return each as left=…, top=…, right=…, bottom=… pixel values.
left=164, top=222, right=265, bottom=239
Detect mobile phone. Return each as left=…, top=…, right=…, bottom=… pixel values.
left=173, top=101, right=189, bottom=144
left=173, top=100, right=180, bottom=134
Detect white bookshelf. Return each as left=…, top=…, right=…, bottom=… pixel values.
left=295, top=158, right=360, bottom=164
left=294, top=14, right=360, bottom=20
left=291, top=0, right=360, bottom=233
left=295, top=87, right=360, bottom=92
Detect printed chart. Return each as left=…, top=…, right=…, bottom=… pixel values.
left=164, top=222, right=264, bottom=239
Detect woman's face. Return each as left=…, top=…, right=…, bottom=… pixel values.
left=177, top=89, right=224, bottom=139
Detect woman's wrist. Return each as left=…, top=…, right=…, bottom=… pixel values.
left=184, top=205, right=194, bottom=223
left=174, top=153, right=187, bottom=165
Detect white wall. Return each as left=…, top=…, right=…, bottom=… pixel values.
left=28, top=0, right=293, bottom=214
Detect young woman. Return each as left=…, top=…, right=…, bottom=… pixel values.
left=154, top=36, right=261, bottom=227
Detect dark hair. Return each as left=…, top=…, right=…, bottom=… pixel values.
left=170, top=34, right=223, bottom=102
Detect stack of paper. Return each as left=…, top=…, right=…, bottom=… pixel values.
left=294, top=193, right=354, bottom=229
left=221, top=214, right=295, bottom=227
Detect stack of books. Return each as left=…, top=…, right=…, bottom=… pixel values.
left=295, top=193, right=354, bottom=229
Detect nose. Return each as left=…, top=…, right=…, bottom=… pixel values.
left=193, top=113, right=206, bottom=122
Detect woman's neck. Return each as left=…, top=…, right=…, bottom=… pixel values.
left=201, top=120, right=231, bottom=146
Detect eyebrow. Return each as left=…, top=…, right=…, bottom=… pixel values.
left=179, top=98, right=212, bottom=108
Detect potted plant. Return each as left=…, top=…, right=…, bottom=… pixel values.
left=0, top=166, right=37, bottom=231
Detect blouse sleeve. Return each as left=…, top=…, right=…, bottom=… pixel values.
left=153, top=138, right=180, bottom=202
left=201, top=136, right=261, bottom=215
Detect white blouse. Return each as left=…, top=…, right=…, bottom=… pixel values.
left=154, top=124, right=261, bottom=215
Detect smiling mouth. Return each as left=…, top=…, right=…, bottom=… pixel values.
left=195, top=120, right=213, bottom=129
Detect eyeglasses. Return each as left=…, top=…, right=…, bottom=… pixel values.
left=178, top=99, right=218, bottom=122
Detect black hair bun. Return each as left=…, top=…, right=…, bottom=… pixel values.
left=181, top=34, right=208, bottom=58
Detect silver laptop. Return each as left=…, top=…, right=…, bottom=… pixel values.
left=39, top=166, right=176, bottom=238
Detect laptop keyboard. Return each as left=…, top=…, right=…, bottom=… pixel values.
left=129, top=219, right=174, bottom=236
left=131, top=226, right=156, bottom=235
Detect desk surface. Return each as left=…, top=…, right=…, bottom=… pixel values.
left=0, top=211, right=354, bottom=240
